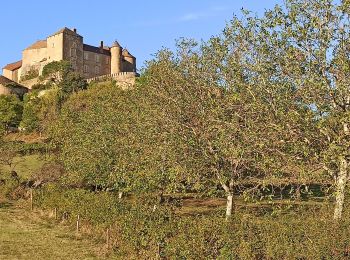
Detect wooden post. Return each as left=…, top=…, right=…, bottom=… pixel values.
left=54, top=208, right=57, bottom=220
left=76, top=215, right=80, bottom=233
left=30, top=189, right=33, bottom=211
left=106, top=228, right=110, bottom=249
left=158, top=242, right=161, bottom=259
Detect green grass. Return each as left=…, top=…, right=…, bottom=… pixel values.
left=0, top=201, right=109, bottom=260
left=0, top=154, right=46, bottom=179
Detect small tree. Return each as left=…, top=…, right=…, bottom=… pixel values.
left=0, top=94, right=23, bottom=132
left=41, top=60, right=87, bottom=97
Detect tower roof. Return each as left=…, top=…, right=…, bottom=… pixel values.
left=111, top=41, right=121, bottom=48
left=49, top=27, right=82, bottom=38
left=3, top=60, right=22, bottom=71
left=122, top=49, right=135, bottom=58
left=25, top=40, right=47, bottom=50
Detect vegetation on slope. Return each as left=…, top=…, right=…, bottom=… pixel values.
left=0, top=0, right=350, bottom=258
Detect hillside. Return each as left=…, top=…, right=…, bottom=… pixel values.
left=0, top=200, right=109, bottom=260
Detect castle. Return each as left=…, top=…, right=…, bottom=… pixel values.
left=2, top=27, right=137, bottom=87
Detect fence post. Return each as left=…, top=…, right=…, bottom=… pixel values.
left=54, top=207, right=57, bottom=220
left=106, top=228, right=110, bottom=249
left=30, top=189, right=33, bottom=211
left=76, top=215, right=80, bottom=233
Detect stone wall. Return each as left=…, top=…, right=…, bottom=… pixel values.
left=86, top=72, right=138, bottom=88
left=47, top=33, right=64, bottom=62
left=2, top=69, right=14, bottom=81
left=21, top=47, right=47, bottom=78
left=63, top=32, right=83, bottom=75
left=82, top=51, right=110, bottom=78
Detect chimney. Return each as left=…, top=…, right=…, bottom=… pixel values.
left=73, top=28, right=77, bottom=33
left=100, top=41, right=104, bottom=49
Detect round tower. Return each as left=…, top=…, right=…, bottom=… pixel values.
left=110, top=41, right=122, bottom=74
left=122, top=49, right=136, bottom=72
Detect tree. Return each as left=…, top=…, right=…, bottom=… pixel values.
left=139, top=40, right=289, bottom=219
left=41, top=60, right=87, bottom=98
left=251, top=0, right=350, bottom=220
left=0, top=94, right=23, bottom=132
left=20, top=89, right=60, bottom=133
left=51, top=82, right=157, bottom=195
left=20, top=61, right=88, bottom=133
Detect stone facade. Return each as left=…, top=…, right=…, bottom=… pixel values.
left=2, top=27, right=137, bottom=87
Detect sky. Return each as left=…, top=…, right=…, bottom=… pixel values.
left=0, top=0, right=283, bottom=73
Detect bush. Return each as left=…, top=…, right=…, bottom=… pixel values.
left=0, top=94, right=23, bottom=131
left=0, top=171, right=23, bottom=200
left=20, top=67, right=39, bottom=81
left=33, top=186, right=350, bottom=259
left=20, top=89, right=60, bottom=132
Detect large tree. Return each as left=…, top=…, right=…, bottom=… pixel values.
left=140, top=35, right=307, bottom=218
left=217, top=0, right=350, bottom=219
left=255, top=0, right=350, bottom=220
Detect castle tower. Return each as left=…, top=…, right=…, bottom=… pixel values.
left=47, top=27, right=83, bottom=74
left=110, top=41, right=122, bottom=74
left=122, top=49, right=136, bottom=72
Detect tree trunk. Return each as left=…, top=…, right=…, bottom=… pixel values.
left=226, top=192, right=234, bottom=220
left=334, top=157, right=348, bottom=221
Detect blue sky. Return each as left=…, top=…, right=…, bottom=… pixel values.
left=0, top=0, right=282, bottom=72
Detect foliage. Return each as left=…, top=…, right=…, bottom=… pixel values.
left=20, top=89, right=60, bottom=133
left=0, top=94, right=23, bottom=132
left=58, top=70, right=87, bottom=97
left=20, top=67, right=39, bottom=82
left=34, top=185, right=350, bottom=259
left=51, top=82, right=159, bottom=193
left=41, top=61, right=87, bottom=97
left=41, top=61, right=71, bottom=80
left=20, top=61, right=87, bottom=134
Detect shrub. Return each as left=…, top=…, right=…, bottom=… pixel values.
left=20, top=67, right=39, bottom=81
left=0, top=94, right=23, bottom=131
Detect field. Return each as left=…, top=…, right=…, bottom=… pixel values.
left=0, top=200, right=110, bottom=260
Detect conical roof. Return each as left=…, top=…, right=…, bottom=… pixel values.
left=112, top=41, right=121, bottom=48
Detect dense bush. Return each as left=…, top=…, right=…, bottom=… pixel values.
left=20, top=89, right=60, bottom=132
left=20, top=67, right=39, bottom=81
left=34, top=186, right=350, bottom=259
left=0, top=94, right=23, bottom=131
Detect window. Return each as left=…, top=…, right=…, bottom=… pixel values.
left=105, top=57, right=109, bottom=64
left=84, top=65, right=89, bottom=73
left=95, top=66, right=100, bottom=74
left=95, top=54, right=100, bottom=62
left=52, top=43, right=55, bottom=47
left=84, top=52, right=89, bottom=60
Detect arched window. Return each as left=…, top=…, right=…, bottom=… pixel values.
left=84, top=65, right=89, bottom=73
left=95, top=66, right=100, bottom=74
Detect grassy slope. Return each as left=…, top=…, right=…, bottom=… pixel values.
left=0, top=154, right=45, bottom=179
left=0, top=201, right=108, bottom=260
